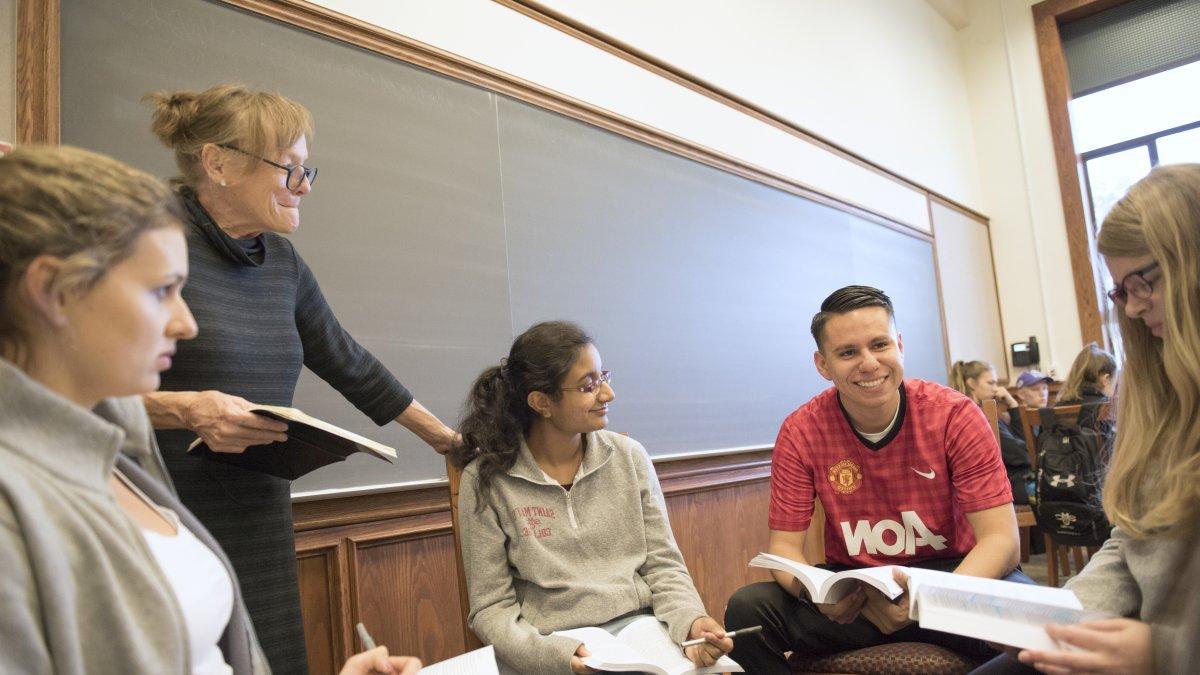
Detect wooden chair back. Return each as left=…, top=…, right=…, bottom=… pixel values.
left=445, top=456, right=485, bottom=651
left=983, top=398, right=1036, bottom=561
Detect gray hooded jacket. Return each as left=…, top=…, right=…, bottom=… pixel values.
left=0, top=359, right=269, bottom=674
left=458, top=429, right=707, bottom=673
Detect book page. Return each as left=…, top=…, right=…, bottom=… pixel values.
left=419, top=645, right=499, bottom=675
left=748, top=553, right=831, bottom=601
left=906, top=567, right=1097, bottom=651
left=553, top=625, right=662, bottom=674
left=826, top=565, right=905, bottom=601
left=252, top=405, right=397, bottom=459
left=613, top=616, right=743, bottom=675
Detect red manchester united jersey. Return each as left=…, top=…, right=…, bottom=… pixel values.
left=768, top=379, right=1012, bottom=568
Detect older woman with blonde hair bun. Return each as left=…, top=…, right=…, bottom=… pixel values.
left=140, top=84, right=456, bottom=672
left=0, top=145, right=418, bottom=675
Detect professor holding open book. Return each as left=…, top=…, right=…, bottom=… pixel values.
left=725, top=286, right=1034, bottom=672
left=137, top=85, right=459, bottom=673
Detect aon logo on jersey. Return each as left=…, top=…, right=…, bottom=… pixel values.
left=840, top=510, right=948, bottom=556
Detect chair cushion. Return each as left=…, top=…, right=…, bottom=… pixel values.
left=790, top=641, right=982, bottom=675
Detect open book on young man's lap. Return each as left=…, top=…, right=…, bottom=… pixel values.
left=553, top=615, right=743, bottom=675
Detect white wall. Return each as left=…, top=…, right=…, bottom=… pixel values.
left=958, top=0, right=1082, bottom=377
left=535, top=0, right=986, bottom=208
left=0, top=0, right=14, bottom=144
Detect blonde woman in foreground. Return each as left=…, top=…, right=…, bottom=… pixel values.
left=0, top=146, right=418, bottom=674
left=976, top=164, right=1200, bottom=674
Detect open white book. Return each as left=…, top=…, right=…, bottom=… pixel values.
left=419, top=645, right=498, bottom=674
left=906, top=567, right=1109, bottom=651
left=553, top=615, right=743, bottom=675
left=748, top=553, right=904, bottom=603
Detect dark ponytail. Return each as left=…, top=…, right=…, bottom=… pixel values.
left=452, top=321, right=592, bottom=507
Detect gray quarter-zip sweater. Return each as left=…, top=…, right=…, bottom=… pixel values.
left=458, top=430, right=708, bottom=673
left=0, top=359, right=268, bottom=674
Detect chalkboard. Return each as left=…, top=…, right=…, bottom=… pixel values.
left=60, top=0, right=947, bottom=494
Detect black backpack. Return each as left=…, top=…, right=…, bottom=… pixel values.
left=1033, top=404, right=1113, bottom=547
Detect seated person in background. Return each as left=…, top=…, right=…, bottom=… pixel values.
left=1007, top=370, right=1052, bottom=439
left=1012, top=370, right=1052, bottom=409
left=949, top=361, right=1033, bottom=504
left=724, top=285, right=1028, bottom=675
left=0, top=146, right=417, bottom=675
left=451, top=321, right=733, bottom=674
left=1054, top=342, right=1117, bottom=431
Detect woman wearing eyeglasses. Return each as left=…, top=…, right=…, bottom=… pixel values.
left=450, top=321, right=734, bottom=674
left=141, top=84, right=457, bottom=672
left=973, top=164, right=1200, bottom=674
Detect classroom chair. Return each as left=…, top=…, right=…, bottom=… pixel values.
left=445, top=456, right=485, bottom=651
left=1018, top=404, right=1106, bottom=586
left=981, top=399, right=1039, bottom=562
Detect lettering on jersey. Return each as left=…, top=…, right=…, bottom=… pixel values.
left=828, top=458, right=863, bottom=495
left=840, top=510, right=948, bottom=556
left=513, top=505, right=556, bottom=539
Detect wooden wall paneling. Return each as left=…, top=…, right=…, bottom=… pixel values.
left=1031, top=0, right=1131, bottom=348
left=295, top=538, right=352, bottom=675
left=665, top=480, right=773, bottom=620
left=16, top=0, right=60, bottom=144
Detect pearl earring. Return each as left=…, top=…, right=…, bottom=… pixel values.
left=542, top=411, right=551, bottom=419
left=219, top=179, right=227, bottom=187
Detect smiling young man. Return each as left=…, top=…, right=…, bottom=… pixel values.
left=724, top=286, right=1027, bottom=673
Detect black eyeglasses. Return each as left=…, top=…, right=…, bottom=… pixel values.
left=1107, top=261, right=1160, bottom=305
left=562, top=371, right=612, bottom=394
left=219, top=144, right=318, bottom=190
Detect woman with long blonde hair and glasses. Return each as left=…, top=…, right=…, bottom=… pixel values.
left=990, top=164, right=1200, bottom=674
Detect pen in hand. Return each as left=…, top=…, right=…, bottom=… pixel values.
left=681, top=624, right=762, bottom=647
left=356, top=622, right=377, bottom=650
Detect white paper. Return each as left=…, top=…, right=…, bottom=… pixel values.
left=419, top=645, right=499, bottom=675
left=555, top=616, right=742, bottom=675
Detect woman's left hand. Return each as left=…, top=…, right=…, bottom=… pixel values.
left=1018, top=618, right=1151, bottom=674
left=684, top=616, right=733, bottom=668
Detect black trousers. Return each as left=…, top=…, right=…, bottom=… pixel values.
left=724, top=557, right=1035, bottom=675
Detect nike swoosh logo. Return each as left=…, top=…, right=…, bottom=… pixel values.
left=912, top=468, right=936, bottom=479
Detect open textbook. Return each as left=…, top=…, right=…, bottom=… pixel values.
left=186, top=404, right=396, bottom=480
left=419, top=645, right=498, bottom=674
left=554, top=615, right=743, bottom=675
left=749, top=553, right=1109, bottom=651
left=905, top=567, right=1109, bottom=651
left=748, top=553, right=904, bottom=603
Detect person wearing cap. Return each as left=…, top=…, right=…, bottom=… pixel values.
left=1012, top=370, right=1052, bottom=408
left=1007, top=370, right=1052, bottom=442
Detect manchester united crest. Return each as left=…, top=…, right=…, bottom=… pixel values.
left=828, top=458, right=863, bottom=495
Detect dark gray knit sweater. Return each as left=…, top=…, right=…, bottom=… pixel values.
left=156, top=187, right=413, bottom=673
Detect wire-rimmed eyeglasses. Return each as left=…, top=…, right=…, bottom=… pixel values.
left=561, top=370, right=612, bottom=394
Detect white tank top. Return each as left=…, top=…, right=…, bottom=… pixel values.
left=119, top=473, right=235, bottom=675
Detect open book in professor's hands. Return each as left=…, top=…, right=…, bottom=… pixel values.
left=186, top=404, right=396, bottom=480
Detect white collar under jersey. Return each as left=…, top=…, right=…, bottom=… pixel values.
left=854, top=400, right=902, bottom=443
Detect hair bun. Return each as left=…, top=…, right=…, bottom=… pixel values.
left=144, top=90, right=200, bottom=148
